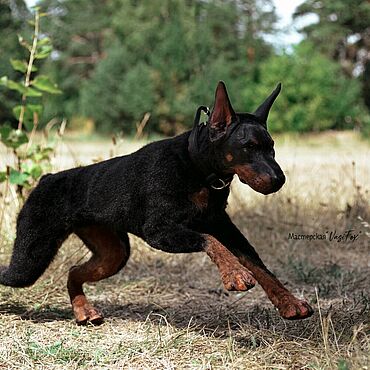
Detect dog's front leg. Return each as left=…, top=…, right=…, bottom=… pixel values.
left=208, top=213, right=313, bottom=320
left=143, top=223, right=255, bottom=291
left=202, top=234, right=256, bottom=291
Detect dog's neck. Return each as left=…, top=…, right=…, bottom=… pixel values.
left=188, top=124, right=233, bottom=190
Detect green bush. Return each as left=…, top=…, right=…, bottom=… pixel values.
left=0, top=8, right=62, bottom=198
left=244, top=42, right=369, bottom=133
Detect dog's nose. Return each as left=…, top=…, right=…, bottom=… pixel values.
left=271, top=173, right=285, bottom=192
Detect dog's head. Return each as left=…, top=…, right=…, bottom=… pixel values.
left=208, top=81, right=285, bottom=195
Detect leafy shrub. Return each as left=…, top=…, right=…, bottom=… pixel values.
left=0, top=8, right=62, bottom=197
left=244, top=42, right=369, bottom=133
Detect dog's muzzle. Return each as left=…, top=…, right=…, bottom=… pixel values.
left=234, top=164, right=285, bottom=195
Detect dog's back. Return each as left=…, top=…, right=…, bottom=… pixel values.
left=0, top=132, right=193, bottom=288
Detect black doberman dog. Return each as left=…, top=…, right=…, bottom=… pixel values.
left=0, top=82, right=313, bottom=324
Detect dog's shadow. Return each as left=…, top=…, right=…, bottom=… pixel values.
left=0, top=302, right=72, bottom=322
left=0, top=296, right=368, bottom=345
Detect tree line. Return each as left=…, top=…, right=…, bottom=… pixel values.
left=1, top=0, right=369, bottom=136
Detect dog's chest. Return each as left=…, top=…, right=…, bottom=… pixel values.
left=189, top=187, right=209, bottom=211
left=188, top=187, right=228, bottom=216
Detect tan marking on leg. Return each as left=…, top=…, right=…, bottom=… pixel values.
left=238, top=256, right=313, bottom=320
left=68, top=225, right=130, bottom=325
left=203, top=234, right=256, bottom=291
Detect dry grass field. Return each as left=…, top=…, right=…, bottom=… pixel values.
left=0, top=131, right=369, bottom=369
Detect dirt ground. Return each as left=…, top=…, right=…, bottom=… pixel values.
left=0, top=131, right=369, bottom=369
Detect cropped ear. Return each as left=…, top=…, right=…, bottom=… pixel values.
left=209, top=81, right=236, bottom=142
left=254, top=83, right=281, bottom=127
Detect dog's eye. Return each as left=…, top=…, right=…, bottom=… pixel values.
left=244, top=142, right=256, bottom=149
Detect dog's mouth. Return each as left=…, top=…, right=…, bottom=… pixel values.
left=238, top=174, right=274, bottom=195
left=234, top=165, right=285, bottom=195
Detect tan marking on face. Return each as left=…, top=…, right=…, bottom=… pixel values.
left=233, top=164, right=272, bottom=194
left=225, top=153, right=233, bottom=162
left=189, top=187, right=209, bottom=210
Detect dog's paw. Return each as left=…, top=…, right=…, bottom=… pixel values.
left=221, top=267, right=256, bottom=291
left=73, top=304, right=104, bottom=325
left=277, top=298, right=313, bottom=320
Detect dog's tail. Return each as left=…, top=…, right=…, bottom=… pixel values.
left=0, top=222, right=67, bottom=287
left=0, top=235, right=62, bottom=287
left=0, top=185, right=68, bottom=287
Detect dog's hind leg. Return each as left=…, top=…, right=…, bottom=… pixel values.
left=68, top=225, right=130, bottom=325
